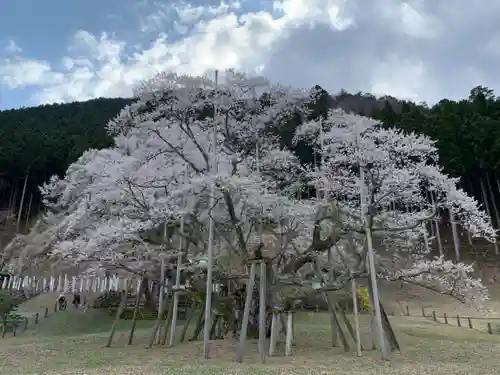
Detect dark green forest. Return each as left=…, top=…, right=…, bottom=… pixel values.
left=1, top=85, right=500, bottom=244
left=0, top=98, right=133, bottom=217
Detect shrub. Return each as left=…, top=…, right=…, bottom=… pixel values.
left=0, top=291, right=20, bottom=317
left=0, top=291, right=24, bottom=328
left=356, top=287, right=370, bottom=312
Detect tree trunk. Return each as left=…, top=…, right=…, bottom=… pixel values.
left=430, top=191, right=443, bottom=256
left=426, top=191, right=435, bottom=238
left=7, top=184, right=15, bottom=217
left=480, top=177, right=498, bottom=254
left=246, top=282, right=272, bottom=339
left=367, top=278, right=400, bottom=352
left=16, top=170, right=29, bottom=233
left=0, top=180, right=5, bottom=202
left=449, top=210, right=461, bottom=261
left=24, top=193, right=33, bottom=232
left=322, top=292, right=351, bottom=351
left=465, top=180, right=474, bottom=246
left=379, top=302, right=400, bottom=352
left=485, top=174, right=500, bottom=250
left=310, top=258, right=352, bottom=351
left=486, top=174, right=500, bottom=228
left=5, top=184, right=17, bottom=229
left=418, top=203, right=431, bottom=254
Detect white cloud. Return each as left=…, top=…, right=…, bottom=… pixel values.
left=1, top=0, right=500, bottom=106
left=4, top=40, right=22, bottom=55
left=0, top=58, right=63, bottom=89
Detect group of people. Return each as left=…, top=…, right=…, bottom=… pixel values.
left=57, top=292, right=81, bottom=310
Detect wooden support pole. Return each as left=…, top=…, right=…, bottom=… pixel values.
left=269, top=312, right=279, bottom=356
left=285, top=311, right=293, bottom=357
left=236, top=262, right=256, bottom=363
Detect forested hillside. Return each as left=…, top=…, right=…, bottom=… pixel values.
left=0, top=98, right=133, bottom=213
left=1, top=85, right=500, bottom=254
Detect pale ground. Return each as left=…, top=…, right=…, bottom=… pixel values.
left=3, top=286, right=500, bottom=375
left=379, top=280, right=500, bottom=326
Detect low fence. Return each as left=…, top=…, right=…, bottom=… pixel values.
left=403, top=305, right=500, bottom=335
left=1, top=301, right=62, bottom=339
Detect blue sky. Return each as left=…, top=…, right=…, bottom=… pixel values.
left=1, top=0, right=500, bottom=110
left=2, top=1, right=125, bottom=60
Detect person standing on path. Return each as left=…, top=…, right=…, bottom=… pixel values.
left=72, top=292, right=81, bottom=309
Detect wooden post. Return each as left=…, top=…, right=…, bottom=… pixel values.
left=258, top=261, right=267, bottom=364
left=160, top=288, right=175, bottom=346
left=405, top=306, right=409, bottom=316
left=23, top=317, right=28, bottom=331
left=34, top=313, right=39, bottom=324
left=421, top=307, right=425, bottom=317
left=269, top=312, right=278, bottom=356
left=148, top=291, right=168, bottom=348
left=456, top=314, right=461, bottom=327
left=285, top=311, right=293, bottom=356
left=106, top=290, right=128, bottom=347
left=330, top=314, right=339, bottom=347
left=128, top=277, right=145, bottom=345
left=488, top=322, right=493, bottom=335
left=12, top=324, right=17, bottom=337
left=351, top=278, right=362, bottom=357
left=156, top=259, right=165, bottom=345
left=44, top=307, right=49, bottom=318
left=235, top=262, right=256, bottom=363
left=443, top=313, right=448, bottom=324
left=170, top=214, right=184, bottom=347
left=468, top=317, right=473, bottom=329
left=179, top=303, right=197, bottom=343
left=432, top=310, right=437, bottom=322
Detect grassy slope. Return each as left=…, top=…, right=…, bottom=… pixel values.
left=1, top=309, right=500, bottom=375
left=6, top=234, right=500, bottom=374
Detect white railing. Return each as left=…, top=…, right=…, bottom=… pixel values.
left=0, top=274, right=203, bottom=295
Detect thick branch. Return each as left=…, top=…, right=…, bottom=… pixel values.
left=371, top=211, right=436, bottom=233
left=222, top=191, right=248, bottom=255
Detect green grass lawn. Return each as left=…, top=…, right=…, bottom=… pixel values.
left=1, top=309, right=500, bottom=375
left=27, top=308, right=157, bottom=337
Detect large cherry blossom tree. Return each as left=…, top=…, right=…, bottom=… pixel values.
left=295, top=109, right=494, bottom=285
left=2, top=72, right=495, bottom=361
left=15, top=72, right=308, bottom=272
left=6, top=71, right=330, bottom=345
left=294, top=109, right=495, bottom=357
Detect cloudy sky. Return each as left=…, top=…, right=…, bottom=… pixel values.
left=0, top=0, right=499, bottom=110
